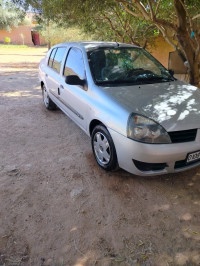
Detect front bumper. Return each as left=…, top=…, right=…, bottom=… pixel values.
left=108, top=128, right=200, bottom=176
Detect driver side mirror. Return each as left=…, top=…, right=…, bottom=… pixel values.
left=65, top=75, right=85, bottom=86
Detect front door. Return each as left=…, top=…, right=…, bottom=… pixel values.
left=59, top=47, right=88, bottom=131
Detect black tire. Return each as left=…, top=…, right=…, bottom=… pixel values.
left=91, top=125, right=118, bottom=171
left=42, top=85, right=57, bottom=110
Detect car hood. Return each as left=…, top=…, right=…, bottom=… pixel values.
left=103, top=80, right=200, bottom=131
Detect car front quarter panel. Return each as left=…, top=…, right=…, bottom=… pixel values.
left=87, top=86, right=130, bottom=137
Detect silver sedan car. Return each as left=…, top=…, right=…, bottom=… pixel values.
left=39, top=41, right=200, bottom=176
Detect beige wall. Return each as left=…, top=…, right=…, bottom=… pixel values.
left=148, top=37, right=175, bottom=69
left=0, top=25, right=46, bottom=45
left=0, top=26, right=34, bottom=45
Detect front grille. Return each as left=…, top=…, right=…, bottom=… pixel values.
left=168, top=129, right=197, bottom=143
left=175, top=159, right=200, bottom=169
left=174, top=160, right=186, bottom=169
left=133, top=160, right=167, bottom=172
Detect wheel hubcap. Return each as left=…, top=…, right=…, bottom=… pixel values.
left=43, top=87, right=49, bottom=107
left=93, top=132, right=111, bottom=165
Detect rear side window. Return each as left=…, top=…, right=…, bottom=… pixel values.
left=48, top=48, right=57, bottom=67
left=52, top=47, right=66, bottom=73
left=64, top=48, right=85, bottom=79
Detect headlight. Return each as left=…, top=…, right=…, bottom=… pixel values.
left=127, top=113, right=171, bottom=144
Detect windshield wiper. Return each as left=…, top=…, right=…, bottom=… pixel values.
left=96, top=79, right=136, bottom=85
left=95, top=75, right=174, bottom=86
left=134, top=75, right=174, bottom=82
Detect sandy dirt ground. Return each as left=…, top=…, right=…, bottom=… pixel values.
left=0, top=47, right=200, bottom=266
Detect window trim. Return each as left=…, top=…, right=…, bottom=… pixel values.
left=63, top=47, right=86, bottom=80
left=48, top=46, right=67, bottom=73
left=48, top=48, right=57, bottom=68
left=52, top=47, right=67, bottom=73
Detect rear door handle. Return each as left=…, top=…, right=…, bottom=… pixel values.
left=45, top=73, right=48, bottom=77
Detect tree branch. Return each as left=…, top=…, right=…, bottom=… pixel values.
left=155, top=0, right=161, bottom=16
left=174, top=0, right=196, bottom=53
left=133, top=24, right=139, bottom=39
left=147, top=0, right=154, bottom=20
left=112, top=8, right=140, bottom=46
left=120, top=0, right=177, bottom=31
left=192, top=14, right=200, bottom=20
left=155, top=24, right=177, bottom=51
left=180, top=1, right=196, bottom=50
left=153, top=17, right=177, bottom=32
left=132, top=0, right=150, bottom=21
left=120, top=2, right=141, bottom=18
left=111, top=7, right=125, bottom=29
left=155, top=23, right=186, bottom=62
left=102, top=14, right=124, bottom=40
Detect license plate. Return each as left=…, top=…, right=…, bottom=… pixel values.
left=187, top=151, right=200, bottom=163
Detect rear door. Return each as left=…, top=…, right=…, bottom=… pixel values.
left=45, top=47, right=67, bottom=99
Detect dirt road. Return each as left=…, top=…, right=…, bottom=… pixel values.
left=0, top=47, right=200, bottom=266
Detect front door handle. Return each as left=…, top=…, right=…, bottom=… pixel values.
left=45, top=73, right=48, bottom=77
left=58, top=85, right=64, bottom=95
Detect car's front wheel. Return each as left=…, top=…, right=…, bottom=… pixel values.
left=42, top=85, right=57, bottom=110
left=91, top=125, right=118, bottom=171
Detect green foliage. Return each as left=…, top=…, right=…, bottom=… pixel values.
left=10, top=0, right=200, bottom=43
left=21, top=16, right=32, bottom=26
left=0, top=0, right=25, bottom=31
left=13, top=0, right=157, bottom=46
left=35, top=21, right=92, bottom=47
left=32, top=0, right=158, bottom=46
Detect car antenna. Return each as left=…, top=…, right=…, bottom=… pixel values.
left=116, top=42, right=120, bottom=47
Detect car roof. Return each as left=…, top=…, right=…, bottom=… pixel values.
left=53, top=41, right=140, bottom=51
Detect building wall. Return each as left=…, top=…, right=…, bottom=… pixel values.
left=0, top=26, right=34, bottom=45
left=148, top=37, right=189, bottom=82
left=148, top=37, right=175, bottom=69
left=0, top=25, right=46, bottom=45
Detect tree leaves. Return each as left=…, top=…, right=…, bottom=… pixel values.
left=0, top=0, right=25, bottom=31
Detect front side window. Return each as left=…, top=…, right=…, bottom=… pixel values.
left=48, top=48, right=57, bottom=67
left=64, top=48, right=85, bottom=79
left=87, top=47, right=174, bottom=86
left=52, top=47, right=66, bottom=72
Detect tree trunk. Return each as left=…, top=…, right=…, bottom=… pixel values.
left=175, top=32, right=200, bottom=87
left=188, top=60, right=200, bottom=87
left=48, top=41, right=51, bottom=50
left=174, top=0, right=200, bottom=88
left=47, top=19, right=51, bottom=50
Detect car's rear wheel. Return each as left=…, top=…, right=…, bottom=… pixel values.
left=91, top=125, right=118, bottom=171
left=42, top=85, right=56, bottom=110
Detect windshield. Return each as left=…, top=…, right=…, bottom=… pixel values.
left=87, top=47, right=174, bottom=86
